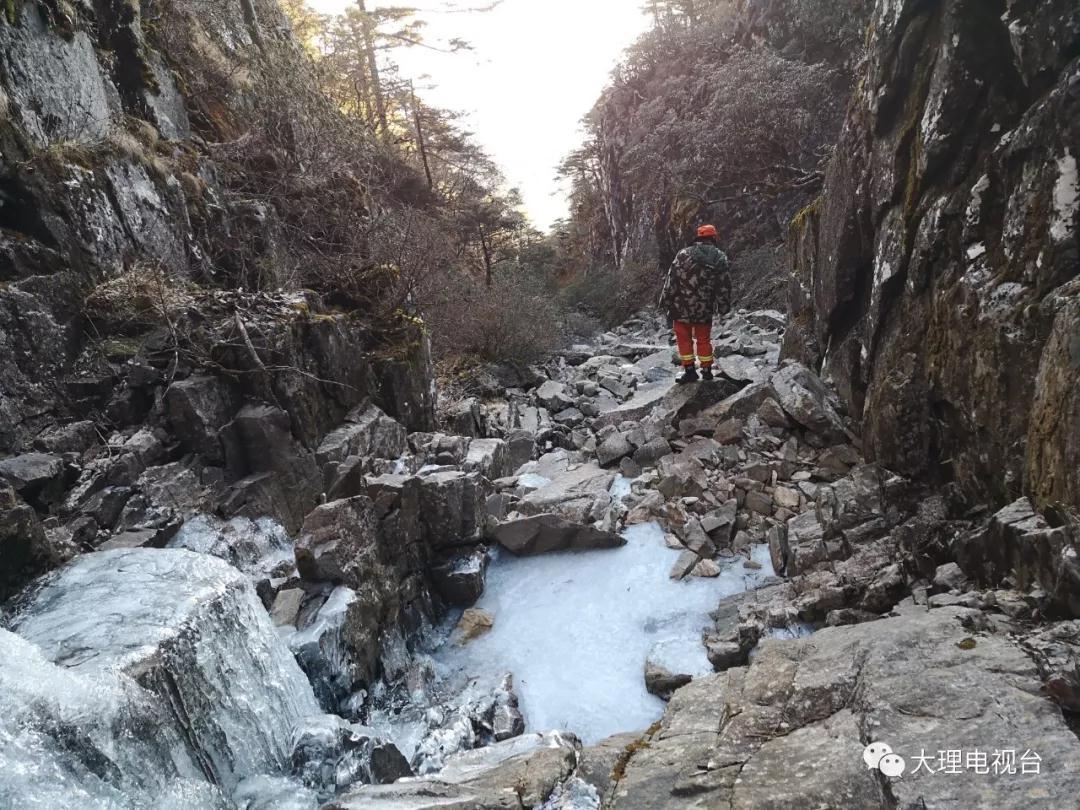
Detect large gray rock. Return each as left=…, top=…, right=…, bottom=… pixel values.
left=221, top=404, right=321, bottom=533
left=165, top=376, right=241, bottom=464
left=464, top=438, right=514, bottom=481
left=596, top=433, right=633, bottom=467
left=0, top=482, right=73, bottom=601
left=698, top=381, right=779, bottom=424
left=327, top=732, right=579, bottom=809
left=516, top=453, right=615, bottom=524
left=418, top=470, right=489, bottom=548
left=591, top=380, right=677, bottom=429
left=294, top=497, right=377, bottom=585
left=769, top=362, right=849, bottom=441
left=536, top=380, right=570, bottom=410
left=431, top=548, right=489, bottom=606
left=492, top=514, right=625, bottom=556
left=0, top=451, right=67, bottom=506
left=316, top=403, right=407, bottom=472
left=611, top=607, right=1080, bottom=808
left=954, top=498, right=1080, bottom=617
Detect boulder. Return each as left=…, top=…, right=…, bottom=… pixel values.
left=492, top=514, right=625, bottom=556
left=591, top=380, right=677, bottom=429
left=0, top=482, right=72, bottom=601
left=662, top=377, right=746, bottom=423
left=315, top=403, right=406, bottom=472
left=774, top=511, right=829, bottom=577
left=221, top=404, right=321, bottom=533
left=290, top=714, right=411, bottom=793
left=552, top=407, right=584, bottom=428
left=644, top=659, right=692, bottom=699
left=769, top=362, right=849, bottom=441
left=699, top=382, right=779, bottom=423
left=612, top=608, right=1080, bottom=809
left=677, top=518, right=716, bottom=557
left=743, top=490, right=774, bottom=516
left=6, top=549, right=321, bottom=792
left=596, top=433, right=633, bottom=467
left=932, top=561, right=968, bottom=594
left=516, top=454, right=615, bottom=523
left=270, top=588, right=306, bottom=628
left=464, top=438, right=514, bottom=481
left=713, top=418, right=744, bottom=445
left=431, top=548, right=489, bottom=606
left=505, top=430, right=537, bottom=473
left=454, top=608, right=495, bottom=645
left=669, top=549, right=700, bottom=581
left=328, top=732, right=579, bottom=809
left=536, top=380, right=570, bottom=410
left=632, top=437, right=672, bottom=468
left=294, top=497, right=381, bottom=589
left=444, top=398, right=483, bottom=437
left=33, top=421, right=99, bottom=455
left=656, top=455, right=708, bottom=500
left=0, top=452, right=67, bottom=507
left=954, top=498, right=1080, bottom=616
left=164, top=376, right=240, bottom=464
left=417, top=470, right=488, bottom=548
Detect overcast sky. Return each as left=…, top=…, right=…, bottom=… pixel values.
left=307, top=0, right=651, bottom=230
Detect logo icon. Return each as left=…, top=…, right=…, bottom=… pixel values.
left=863, top=742, right=905, bottom=780
left=863, top=742, right=893, bottom=770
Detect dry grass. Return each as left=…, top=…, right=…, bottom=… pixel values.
left=84, top=264, right=195, bottom=332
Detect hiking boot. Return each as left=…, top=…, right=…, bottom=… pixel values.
left=700, top=366, right=714, bottom=381
left=677, top=366, right=699, bottom=385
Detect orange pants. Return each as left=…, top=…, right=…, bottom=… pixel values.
left=674, top=321, right=713, bottom=368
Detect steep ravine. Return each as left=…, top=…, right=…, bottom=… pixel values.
left=0, top=0, right=1078, bottom=809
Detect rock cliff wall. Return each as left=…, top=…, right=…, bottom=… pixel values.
left=782, top=0, right=1079, bottom=512
left=0, top=0, right=435, bottom=458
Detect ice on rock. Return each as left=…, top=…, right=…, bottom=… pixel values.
left=517, top=472, right=553, bottom=490
left=5, top=548, right=321, bottom=793
left=437, top=522, right=775, bottom=744
left=288, top=585, right=360, bottom=708
left=609, top=475, right=633, bottom=501
left=541, top=777, right=602, bottom=810
left=233, top=775, right=319, bottom=810
left=765, top=622, right=815, bottom=641
left=0, top=628, right=230, bottom=810
left=169, top=514, right=295, bottom=579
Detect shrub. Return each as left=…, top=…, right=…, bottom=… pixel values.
left=423, top=270, right=565, bottom=365
left=560, top=261, right=662, bottom=328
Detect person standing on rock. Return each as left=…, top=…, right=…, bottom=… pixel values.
left=659, top=224, right=731, bottom=384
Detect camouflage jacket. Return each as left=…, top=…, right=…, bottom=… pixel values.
left=659, top=243, right=731, bottom=324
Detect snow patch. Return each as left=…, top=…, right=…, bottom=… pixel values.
left=436, top=522, right=774, bottom=744
left=517, top=473, right=553, bottom=490
left=966, top=243, right=987, bottom=261
left=966, top=174, right=990, bottom=229
left=1051, top=149, right=1078, bottom=242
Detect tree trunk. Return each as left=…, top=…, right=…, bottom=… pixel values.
left=479, top=225, right=493, bottom=287
left=410, top=83, right=434, bottom=190
left=357, top=0, right=389, bottom=139
left=240, top=0, right=266, bottom=50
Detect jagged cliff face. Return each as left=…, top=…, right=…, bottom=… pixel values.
left=783, top=0, right=1080, bottom=512
left=0, top=0, right=435, bottom=458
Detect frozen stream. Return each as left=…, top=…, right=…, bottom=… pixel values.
left=437, top=521, right=775, bottom=745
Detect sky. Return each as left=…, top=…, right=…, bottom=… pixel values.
left=307, top=0, right=651, bottom=230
